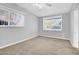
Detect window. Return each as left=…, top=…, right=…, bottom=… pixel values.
left=43, top=16, right=62, bottom=31
left=0, top=5, right=24, bottom=27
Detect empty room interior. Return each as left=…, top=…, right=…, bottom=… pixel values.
left=0, top=3, right=79, bottom=55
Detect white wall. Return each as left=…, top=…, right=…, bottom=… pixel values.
left=38, top=13, right=71, bottom=40
left=70, top=8, right=79, bottom=48
left=0, top=4, right=38, bottom=48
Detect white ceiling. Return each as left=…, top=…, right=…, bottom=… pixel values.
left=17, top=3, right=76, bottom=17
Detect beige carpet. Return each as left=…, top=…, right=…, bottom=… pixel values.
left=0, top=36, right=79, bottom=55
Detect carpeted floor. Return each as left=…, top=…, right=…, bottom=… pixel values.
left=0, top=36, right=79, bottom=55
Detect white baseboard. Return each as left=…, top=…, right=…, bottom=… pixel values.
left=39, top=35, right=69, bottom=40
left=0, top=35, right=38, bottom=49
left=0, top=35, right=70, bottom=49
left=69, top=38, right=79, bottom=48
left=72, top=42, right=79, bottom=48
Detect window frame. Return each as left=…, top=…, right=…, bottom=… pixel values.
left=43, top=15, right=62, bottom=31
